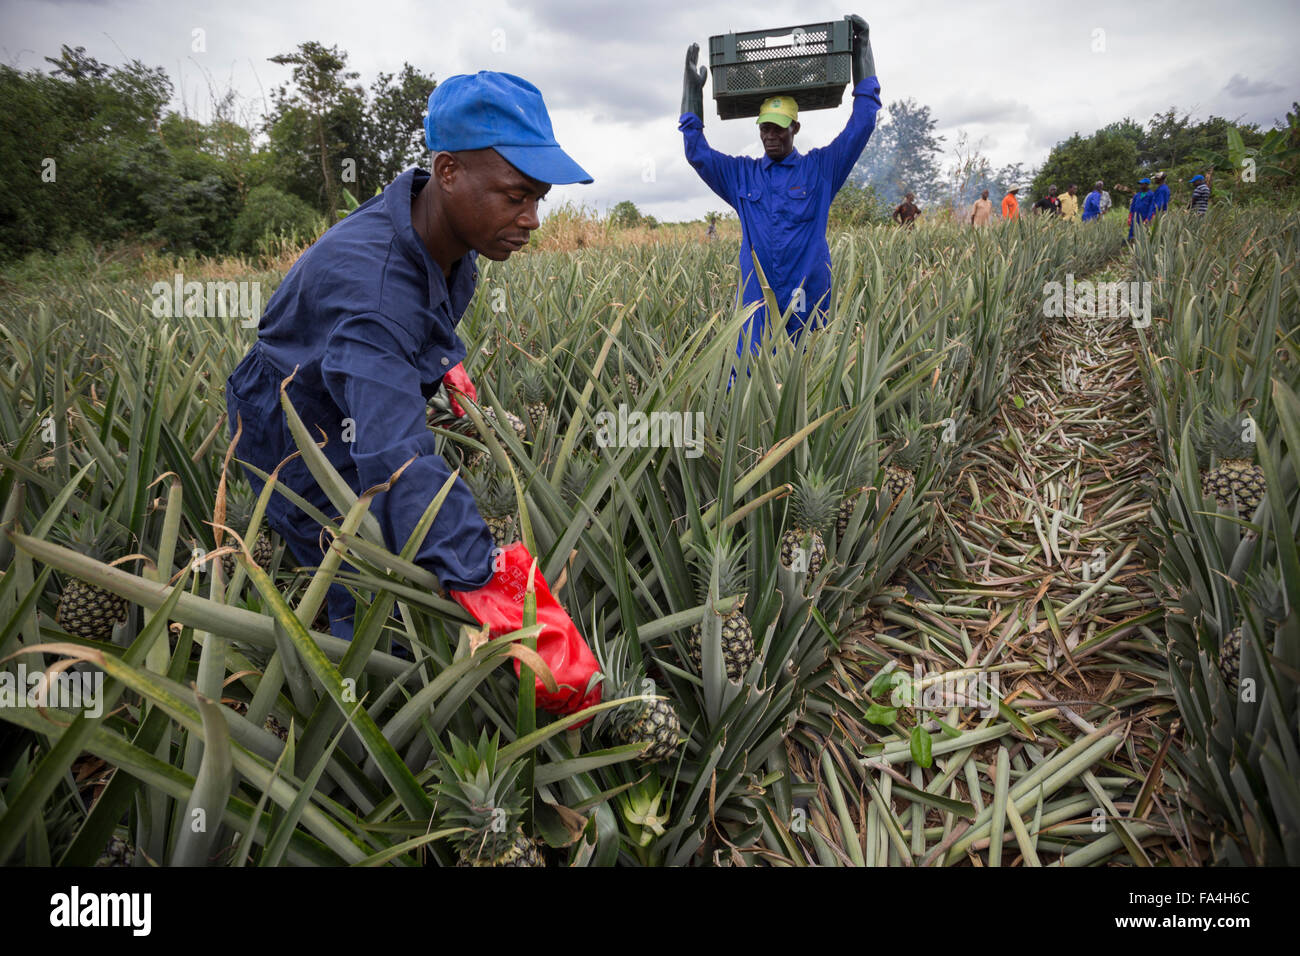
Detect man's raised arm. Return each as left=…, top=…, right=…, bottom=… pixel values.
left=818, top=16, right=882, bottom=192
left=679, top=42, right=741, bottom=207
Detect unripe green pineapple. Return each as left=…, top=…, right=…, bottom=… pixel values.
left=597, top=635, right=682, bottom=763
left=55, top=517, right=129, bottom=642
left=518, top=366, right=548, bottom=435
left=780, top=471, right=836, bottom=577
left=1198, top=408, right=1265, bottom=519
left=219, top=486, right=273, bottom=578
left=470, top=471, right=518, bottom=548
left=434, top=731, right=545, bottom=867
left=688, top=535, right=753, bottom=681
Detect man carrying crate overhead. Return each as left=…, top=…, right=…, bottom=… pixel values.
left=224, top=71, right=602, bottom=718
left=680, top=16, right=881, bottom=356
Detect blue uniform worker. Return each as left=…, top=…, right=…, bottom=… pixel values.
left=225, top=168, right=492, bottom=642
left=1152, top=175, right=1171, bottom=211
left=224, top=73, right=594, bottom=659
left=1128, top=179, right=1156, bottom=240
left=678, top=17, right=880, bottom=357
left=1082, top=185, right=1103, bottom=221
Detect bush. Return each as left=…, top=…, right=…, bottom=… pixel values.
left=229, top=184, right=322, bottom=255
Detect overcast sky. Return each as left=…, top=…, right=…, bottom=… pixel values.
left=3, top=0, right=1297, bottom=219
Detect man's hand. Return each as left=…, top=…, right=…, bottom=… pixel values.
left=847, top=15, right=875, bottom=85
left=448, top=542, right=603, bottom=718
left=442, top=363, right=476, bottom=417
left=682, top=43, right=707, bottom=120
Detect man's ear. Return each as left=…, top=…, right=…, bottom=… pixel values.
left=790, top=121, right=801, bottom=136
left=432, top=151, right=462, bottom=190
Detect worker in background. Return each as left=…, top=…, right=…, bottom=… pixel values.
left=1082, top=181, right=1104, bottom=222
left=1189, top=173, right=1211, bottom=215
left=893, top=191, right=921, bottom=227
left=1059, top=183, right=1081, bottom=222
left=1001, top=185, right=1021, bottom=220
left=970, top=188, right=993, bottom=226
left=1032, top=185, right=1062, bottom=216
left=1151, top=172, right=1171, bottom=212
left=1127, top=178, right=1156, bottom=240
left=680, top=16, right=880, bottom=356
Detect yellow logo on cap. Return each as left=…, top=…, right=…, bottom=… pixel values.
left=757, top=95, right=798, bottom=126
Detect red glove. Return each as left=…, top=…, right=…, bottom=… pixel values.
left=443, top=363, right=477, bottom=418
left=448, top=542, right=603, bottom=718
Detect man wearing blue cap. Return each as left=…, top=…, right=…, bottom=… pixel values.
left=224, top=71, right=603, bottom=717
left=1188, top=174, right=1210, bottom=215
left=679, top=16, right=880, bottom=357
left=1127, top=178, right=1156, bottom=241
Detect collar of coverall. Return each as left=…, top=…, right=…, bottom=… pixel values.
left=760, top=147, right=802, bottom=170
left=385, top=166, right=478, bottom=310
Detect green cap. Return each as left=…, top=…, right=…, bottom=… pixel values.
left=756, top=95, right=798, bottom=128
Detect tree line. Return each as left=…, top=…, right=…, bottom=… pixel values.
left=0, top=42, right=434, bottom=262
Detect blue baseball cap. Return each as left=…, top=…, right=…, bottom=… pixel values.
left=1137, top=178, right=1151, bottom=185
left=1189, top=174, right=1205, bottom=182
left=424, top=72, right=593, bottom=185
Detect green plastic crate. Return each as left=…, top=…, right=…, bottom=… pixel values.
left=709, top=19, right=853, bottom=121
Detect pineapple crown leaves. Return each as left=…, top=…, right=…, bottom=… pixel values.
left=686, top=530, right=749, bottom=605
left=517, top=363, right=549, bottom=405
left=591, top=633, right=662, bottom=733
left=1198, top=402, right=1258, bottom=463
left=431, top=730, right=528, bottom=853
left=466, top=469, right=517, bottom=518
left=788, top=469, right=838, bottom=533
left=54, top=510, right=130, bottom=562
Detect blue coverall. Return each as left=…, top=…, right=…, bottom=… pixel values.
left=1152, top=183, right=1170, bottom=211
left=1081, top=190, right=1102, bottom=221
left=679, top=77, right=882, bottom=355
left=224, top=167, right=495, bottom=642
left=1128, top=190, right=1156, bottom=240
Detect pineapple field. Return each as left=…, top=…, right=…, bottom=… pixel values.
left=1, top=207, right=1297, bottom=867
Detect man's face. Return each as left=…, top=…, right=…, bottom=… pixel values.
left=981, top=190, right=989, bottom=200
left=436, top=149, right=551, bottom=260
left=759, top=121, right=798, bottom=161
left=1068, top=186, right=1077, bottom=195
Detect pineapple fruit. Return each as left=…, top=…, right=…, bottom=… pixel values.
left=433, top=730, right=545, bottom=867
left=561, top=451, right=597, bottom=529
left=55, top=517, right=128, bottom=642
left=1198, top=408, right=1265, bottom=519
left=597, top=635, right=682, bottom=763
left=883, top=424, right=927, bottom=502
left=219, top=485, right=274, bottom=578
left=464, top=406, right=528, bottom=470
left=687, top=535, right=754, bottom=681
left=518, top=366, right=548, bottom=436
left=780, top=471, right=836, bottom=577
left=470, top=471, right=518, bottom=548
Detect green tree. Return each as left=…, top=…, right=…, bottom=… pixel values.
left=608, top=200, right=643, bottom=229
left=230, top=184, right=322, bottom=254
left=829, top=182, right=887, bottom=227
left=849, top=98, right=944, bottom=206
